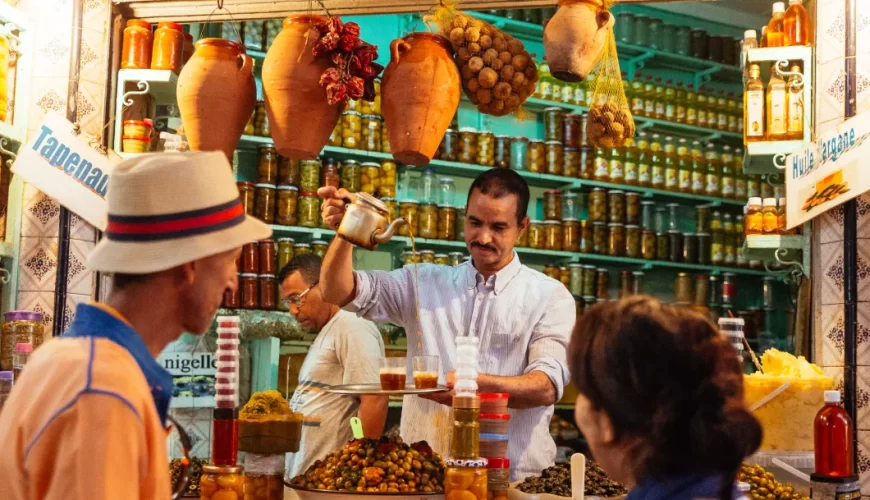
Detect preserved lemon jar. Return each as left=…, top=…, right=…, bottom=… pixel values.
left=626, top=224, right=641, bottom=258
left=608, top=223, right=626, bottom=257
left=299, top=160, right=321, bottom=193
left=399, top=201, right=419, bottom=237
left=361, top=114, right=383, bottom=152
left=238, top=181, right=256, bottom=216
left=434, top=253, right=450, bottom=265
left=459, top=128, right=478, bottom=164
left=528, top=141, right=546, bottom=173
left=340, top=160, right=362, bottom=193
left=151, top=22, right=184, bottom=73
left=544, top=221, right=562, bottom=250
left=402, top=251, right=421, bottom=265
left=121, top=19, right=153, bottom=69
left=592, top=222, right=607, bottom=254
left=438, top=205, right=457, bottom=240
left=445, top=460, right=488, bottom=500
left=199, top=464, right=244, bottom=500
left=545, top=141, right=564, bottom=176
left=495, top=135, right=511, bottom=168
left=341, top=111, right=363, bottom=149
left=382, top=197, right=399, bottom=223
left=278, top=156, right=300, bottom=187
left=419, top=203, right=439, bottom=238
left=297, top=192, right=320, bottom=228
left=421, top=250, right=436, bottom=263
left=257, top=145, right=279, bottom=184
left=360, top=79, right=381, bottom=114
left=275, top=185, right=298, bottom=226
left=562, top=218, right=580, bottom=251
left=544, top=190, right=563, bottom=221
left=478, top=131, right=496, bottom=167
left=360, top=162, right=381, bottom=195
left=528, top=220, right=545, bottom=249
left=380, top=160, right=397, bottom=198
left=441, top=129, right=459, bottom=161
left=254, top=183, right=276, bottom=224
left=328, top=120, right=342, bottom=146
left=589, top=188, right=607, bottom=223
left=243, top=470, right=284, bottom=500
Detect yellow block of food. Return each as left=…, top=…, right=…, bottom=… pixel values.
left=744, top=349, right=833, bottom=451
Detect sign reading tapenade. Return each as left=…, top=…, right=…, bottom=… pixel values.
left=12, top=111, right=117, bottom=230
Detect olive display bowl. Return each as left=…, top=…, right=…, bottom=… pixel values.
left=508, top=483, right=627, bottom=500
left=286, top=483, right=445, bottom=500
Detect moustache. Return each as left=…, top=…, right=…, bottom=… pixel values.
left=471, top=242, right=497, bottom=252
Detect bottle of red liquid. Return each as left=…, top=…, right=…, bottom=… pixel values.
left=814, top=390, right=854, bottom=477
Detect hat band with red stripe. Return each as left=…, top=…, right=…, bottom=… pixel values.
left=106, top=198, right=246, bottom=242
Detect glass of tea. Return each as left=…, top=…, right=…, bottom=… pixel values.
left=412, top=355, right=440, bottom=389
left=379, top=357, right=407, bottom=391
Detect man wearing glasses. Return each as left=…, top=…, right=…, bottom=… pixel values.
left=279, top=254, right=388, bottom=478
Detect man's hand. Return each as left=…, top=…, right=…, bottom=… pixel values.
left=318, top=186, right=351, bottom=230
left=420, top=370, right=455, bottom=406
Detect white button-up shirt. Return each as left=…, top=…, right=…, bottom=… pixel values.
left=346, top=253, right=576, bottom=480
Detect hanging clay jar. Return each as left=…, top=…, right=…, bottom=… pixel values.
left=177, top=38, right=255, bottom=160
left=382, top=32, right=460, bottom=165
left=262, top=15, right=342, bottom=160
left=543, top=0, right=615, bottom=82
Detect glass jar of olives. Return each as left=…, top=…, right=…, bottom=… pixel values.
left=360, top=162, right=380, bottom=195
left=544, top=220, right=562, bottom=250
left=528, top=220, right=545, bottom=249
left=341, top=110, right=362, bottom=149
left=596, top=268, right=610, bottom=300
left=568, top=263, right=584, bottom=296
left=543, top=190, right=563, bottom=221
left=626, top=224, right=641, bottom=258
left=528, top=140, right=545, bottom=173
left=419, top=202, right=439, bottom=239
left=608, top=190, right=625, bottom=223
left=544, top=107, right=565, bottom=142
left=582, top=265, right=597, bottom=296
left=399, top=201, right=419, bottom=237
left=297, top=192, right=320, bottom=228
left=579, top=147, right=594, bottom=179
left=257, top=145, right=279, bottom=184
left=589, top=188, right=607, bottom=223
left=254, top=183, right=276, bottom=223
left=495, top=135, right=511, bottom=168
left=579, top=220, right=592, bottom=253
left=459, top=128, right=478, bottom=164
left=563, top=113, right=582, bottom=148
left=440, top=128, right=459, bottom=161
left=438, top=205, right=457, bottom=240
left=478, top=131, right=495, bottom=167
left=656, top=231, right=669, bottom=260
left=448, top=252, right=464, bottom=266
left=545, top=141, right=564, bottom=176
left=608, top=223, right=626, bottom=257
left=361, top=114, right=382, bottom=152
left=340, top=160, right=362, bottom=193
left=299, top=160, right=321, bottom=193
left=564, top=148, right=580, bottom=178
left=592, top=222, right=607, bottom=254
left=275, top=185, right=298, bottom=226
left=562, top=218, right=580, bottom=251
left=294, top=242, right=312, bottom=256
left=277, top=238, right=294, bottom=271
left=278, top=156, right=300, bottom=187
left=238, top=181, right=255, bottom=216
left=625, top=192, right=641, bottom=225
left=434, top=253, right=450, bottom=265
left=642, top=229, right=656, bottom=259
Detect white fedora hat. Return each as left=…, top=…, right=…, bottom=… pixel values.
left=88, top=151, right=272, bottom=274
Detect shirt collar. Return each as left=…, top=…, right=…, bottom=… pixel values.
left=464, top=252, right=522, bottom=295
left=64, top=303, right=174, bottom=425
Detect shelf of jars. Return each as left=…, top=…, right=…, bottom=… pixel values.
left=112, top=69, right=179, bottom=156
left=741, top=46, right=813, bottom=175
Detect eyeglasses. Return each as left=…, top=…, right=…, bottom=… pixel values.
left=282, top=281, right=318, bottom=309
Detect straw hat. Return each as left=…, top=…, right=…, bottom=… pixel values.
left=87, top=152, right=272, bottom=274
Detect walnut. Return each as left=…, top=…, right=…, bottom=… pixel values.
left=476, top=88, right=493, bottom=104
left=465, top=27, right=480, bottom=43
left=468, top=56, right=484, bottom=73
left=478, top=67, right=498, bottom=89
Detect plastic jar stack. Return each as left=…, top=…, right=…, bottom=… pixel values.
left=213, top=316, right=241, bottom=467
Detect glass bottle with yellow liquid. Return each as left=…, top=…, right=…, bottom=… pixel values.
left=663, top=136, right=678, bottom=192
left=785, top=0, right=810, bottom=46
left=624, top=138, right=638, bottom=186
left=609, top=145, right=625, bottom=184
left=536, top=62, right=553, bottom=101
left=675, top=82, right=687, bottom=124
left=685, top=84, right=698, bottom=126
left=760, top=26, right=768, bottom=48
left=630, top=73, right=645, bottom=117
left=677, top=138, right=692, bottom=193
left=696, top=88, right=708, bottom=129
left=636, top=132, right=652, bottom=188
left=744, top=63, right=765, bottom=143
left=767, top=2, right=787, bottom=48
left=664, top=79, right=677, bottom=122
left=720, top=145, right=735, bottom=199
left=734, top=148, right=747, bottom=201
left=650, top=134, right=665, bottom=190
left=654, top=78, right=666, bottom=120
left=710, top=211, right=724, bottom=265
left=766, top=68, right=788, bottom=140
left=643, top=75, right=656, bottom=118
left=551, top=71, right=563, bottom=103
left=691, top=140, right=706, bottom=195
left=723, top=213, right=737, bottom=266
left=727, top=92, right=739, bottom=133
left=716, top=90, right=728, bottom=131
left=787, top=63, right=804, bottom=140
left=704, top=143, right=721, bottom=198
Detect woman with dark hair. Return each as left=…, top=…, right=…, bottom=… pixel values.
left=569, top=296, right=762, bottom=500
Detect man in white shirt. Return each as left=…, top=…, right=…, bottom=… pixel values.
left=280, top=254, right=388, bottom=478
left=317, top=168, right=576, bottom=480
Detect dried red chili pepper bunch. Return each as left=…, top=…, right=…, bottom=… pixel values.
left=313, top=16, right=384, bottom=106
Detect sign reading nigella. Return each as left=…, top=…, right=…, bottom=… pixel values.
left=11, top=111, right=117, bottom=230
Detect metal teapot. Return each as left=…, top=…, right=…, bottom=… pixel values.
left=337, top=192, right=406, bottom=250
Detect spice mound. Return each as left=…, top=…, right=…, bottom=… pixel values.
left=238, top=390, right=303, bottom=454
left=289, top=436, right=446, bottom=493
left=515, top=461, right=627, bottom=498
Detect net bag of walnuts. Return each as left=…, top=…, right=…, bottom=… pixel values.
left=586, top=22, right=635, bottom=147
left=429, top=6, right=538, bottom=116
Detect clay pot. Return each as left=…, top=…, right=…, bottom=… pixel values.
left=543, top=0, right=615, bottom=82
left=177, top=38, right=255, bottom=159
left=262, top=15, right=342, bottom=160
left=382, top=32, right=460, bottom=165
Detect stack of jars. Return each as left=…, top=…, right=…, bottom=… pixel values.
left=625, top=74, right=743, bottom=133
left=523, top=190, right=583, bottom=251
left=534, top=63, right=590, bottom=107
left=120, top=19, right=192, bottom=74
left=744, top=197, right=796, bottom=237
left=396, top=175, right=459, bottom=241
left=327, top=81, right=387, bottom=152
left=613, top=14, right=741, bottom=64
left=559, top=265, right=646, bottom=316
left=244, top=101, right=271, bottom=138
left=401, top=250, right=466, bottom=266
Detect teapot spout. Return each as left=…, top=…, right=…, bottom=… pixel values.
left=373, top=218, right=407, bottom=244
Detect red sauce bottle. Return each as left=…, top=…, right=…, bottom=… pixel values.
left=814, top=390, right=854, bottom=477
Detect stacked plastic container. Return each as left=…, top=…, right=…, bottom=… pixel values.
left=213, top=316, right=241, bottom=466
left=718, top=317, right=745, bottom=363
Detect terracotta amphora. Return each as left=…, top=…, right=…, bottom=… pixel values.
left=262, top=15, right=342, bottom=160
left=544, top=0, right=615, bottom=82
left=177, top=38, right=255, bottom=159
left=382, top=32, right=460, bottom=165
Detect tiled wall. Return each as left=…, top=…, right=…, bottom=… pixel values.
left=14, top=0, right=110, bottom=335
left=812, top=1, right=870, bottom=494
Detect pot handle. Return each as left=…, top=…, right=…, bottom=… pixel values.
left=390, top=39, right=411, bottom=64
left=238, top=53, right=254, bottom=76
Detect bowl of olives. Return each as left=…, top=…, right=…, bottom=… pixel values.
left=510, top=459, right=627, bottom=500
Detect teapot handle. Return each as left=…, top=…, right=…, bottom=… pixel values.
left=390, top=39, right=411, bottom=64
left=340, top=191, right=358, bottom=205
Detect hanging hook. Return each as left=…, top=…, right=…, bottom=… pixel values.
left=122, top=81, right=150, bottom=107
left=772, top=153, right=788, bottom=170
left=774, top=247, right=806, bottom=277
left=217, top=0, right=224, bottom=9
left=0, top=137, right=17, bottom=168
left=0, top=267, right=10, bottom=284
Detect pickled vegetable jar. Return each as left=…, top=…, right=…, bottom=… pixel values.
left=434, top=253, right=450, bottom=265
left=596, top=268, right=610, bottom=300
left=1, top=312, right=43, bottom=370
left=277, top=238, right=294, bottom=271
left=478, top=131, right=496, bottom=167
left=608, top=190, right=625, bottom=223
left=360, top=79, right=381, bottom=114
left=297, top=192, right=320, bottom=228
left=564, top=148, right=580, bottom=178
left=341, top=111, right=363, bottom=149
left=608, top=223, right=626, bottom=257
left=510, top=137, right=529, bottom=171
left=543, top=190, right=562, bottom=221
left=238, top=181, right=256, bottom=216
left=544, top=221, right=562, bottom=251
left=438, top=205, right=457, bottom=241
left=199, top=464, right=244, bottom=500
left=459, top=128, right=479, bottom=164
left=528, top=220, right=545, bottom=249
left=275, top=185, right=298, bottom=226
left=240, top=273, right=258, bottom=309
left=328, top=120, right=342, bottom=146
left=419, top=203, right=438, bottom=239
left=294, top=243, right=312, bottom=256
left=382, top=197, right=399, bottom=224
left=563, top=113, right=582, bottom=148
left=361, top=114, right=382, bottom=152
left=445, top=460, right=488, bottom=500
left=528, top=141, right=545, bottom=173
left=441, top=128, right=459, bottom=161
left=626, top=224, right=641, bottom=258
left=299, top=160, right=321, bottom=193
left=121, top=19, right=153, bottom=70
left=360, top=162, right=380, bottom=195
left=562, top=218, right=580, bottom=252
left=151, top=22, right=184, bottom=73
left=579, top=220, right=592, bottom=253
left=278, top=156, right=300, bottom=187
left=254, top=184, right=276, bottom=223
left=340, top=160, right=362, bottom=193
left=642, top=229, right=656, bottom=260
left=421, top=250, right=436, bottom=263
left=379, top=160, right=398, bottom=198
left=592, top=222, right=607, bottom=254
left=399, top=201, right=419, bottom=237
left=544, top=107, right=564, bottom=142
left=243, top=471, right=284, bottom=500
left=589, top=188, right=607, bottom=223
left=545, top=141, right=563, bottom=176
left=321, top=158, right=340, bottom=189
left=625, top=192, right=641, bottom=225
left=495, top=135, right=511, bottom=169
left=257, top=145, right=279, bottom=184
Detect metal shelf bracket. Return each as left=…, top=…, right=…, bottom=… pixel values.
left=694, top=66, right=721, bottom=88
left=122, top=80, right=150, bottom=107
left=624, top=51, right=655, bottom=74
left=0, top=137, right=17, bottom=168
left=773, top=153, right=788, bottom=170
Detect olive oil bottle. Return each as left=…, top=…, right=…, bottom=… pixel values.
left=784, top=0, right=810, bottom=46
left=677, top=138, right=692, bottom=194
left=675, top=82, right=687, bottom=124
left=636, top=132, right=652, bottom=188
left=766, top=68, right=788, bottom=140
left=630, top=73, right=645, bottom=117
left=686, top=84, right=698, bottom=126
left=720, top=145, right=735, bottom=199
left=624, top=138, right=638, bottom=186
left=691, top=140, right=706, bottom=195
left=787, top=63, right=804, bottom=140
left=650, top=134, right=665, bottom=190
left=744, top=63, right=765, bottom=143
left=767, top=2, right=787, bottom=47
left=664, top=136, right=678, bottom=192
left=704, top=143, right=721, bottom=198
left=665, top=79, right=677, bottom=122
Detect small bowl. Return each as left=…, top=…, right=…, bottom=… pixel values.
left=123, top=119, right=152, bottom=138
left=122, top=135, right=151, bottom=153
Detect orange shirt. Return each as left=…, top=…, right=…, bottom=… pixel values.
left=0, top=303, right=173, bottom=499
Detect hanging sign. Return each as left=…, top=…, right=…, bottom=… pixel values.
left=11, top=111, right=117, bottom=230
left=786, top=110, right=870, bottom=228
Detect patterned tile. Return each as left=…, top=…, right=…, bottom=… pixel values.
left=816, top=2, right=846, bottom=65
left=19, top=237, right=58, bottom=292
left=860, top=305, right=870, bottom=365
left=66, top=239, right=94, bottom=296
left=70, top=212, right=97, bottom=242
left=15, top=291, right=56, bottom=340
left=821, top=205, right=845, bottom=243
left=817, top=60, right=846, bottom=130
left=82, top=0, right=109, bottom=32
left=823, top=366, right=845, bottom=394
left=76, top=79, right=106, bottom=138
left=859, top=366, right=870, bottom=430
left=21, top=187, right=59, bottom=238
left=79, top=28, right=107, bottom=84
left=64, top=293, right=90, bottom=330
left=861, top=241, right=870, bottom=303
left=822, top=241, right=845, bottom=305
left=861, top=430, right=870, bottom=495
left=821, top=303, right=845, bottom=367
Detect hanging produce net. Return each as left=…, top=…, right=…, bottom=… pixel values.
left=585, top=8, right=635, bottom=147
left=427, top=3, right=538, bottom=116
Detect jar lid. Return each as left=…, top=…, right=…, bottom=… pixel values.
left=342, top=159, right=359, bottom=165
left=697, top=232, right=711, bottom=236
left=562, top=218, right=579, bottom=222
left=277, top=237, right=295, bottom=243
left=420, top=250, right=435, bottom=255
left=277, top=185, right=299, bottom=191
left=122, top=135, right=151, bottom=142
left=381, top=197, right=396, bottom=202
left=718, top=317, right=745, bottom=325
left=157, top=21, right=184, bottom=31
left=255, top=183, right=277, bottom=188
left=624, top=191, right=640, bottom=197
left=259, top=239, right=275, bottom=244
left=625, top=224, right=639, bottom=229
left=544, top=140, right=563, bottom=145
left=529, top=219, right=543, bottom=224
left=544, top=220, right=560, bottom=225
left=593, top=221, right=607, bottom=226
left=568, top=263, right=583, bottom=268
left=511, top=136, right=528, bottom=141
left=529, top=140, right=544, bottom=144
left=398, top=200, right=418, bottom=205
left=641, top=200, right=656, bottom=205
left=4, top=311, right=42, bottom=322
left=479, top=413, right=511, bottom=420
left=361, top=162, right=380, bottom=167
left=495, top=134, right=510, bottom=139
left=434, top=253, right=448, bottom=258
left=237, top=181, right=255, bottom=187
left=439, top=177, right=454, bottom=183
left=122, top=119, right=150, bottom=126
left=480, top=433, right=510, bottom=441
left=609, top=190, right=624, bottom=195
left=607, top=222, right=624, bottom=227
left=544, top=107, right=563, bottom=112
left=258, top=274, right=276, bottom=279
left=487, top=458, right=511, bottom=469
left=583, top=264, right=596, bottom=269
left=448, top=251, right=464, bottom=257
left=311, top=240, right=327, bottom=245
left=632, top=271, right=645, bottom=276
left=620, top=270, right=632, bottom=275
left=667, top=229, right=681, bottom=234
left=544, top=189, right=562, bottom=194
left=446, top=458, right=489, bottom=468
left=583, top=295, right=597, bottom=301
left=564, top=147, right=578, bottom=152
left=683, top=232, right=696, bottom=237
left=202, top=464, right=244, bottom=474
left=258, top=144, right=277, bottom=150
left=596, top=268, right=608, bottom=272
left=239, top=273, right=258, bottom=278
left=361, top=114, right=380, bottom=119
left=342, top=110, right=362, bottom=116
left=478, top=393, right=509, bottom=400
left=459, top=127, right=478, bottom=133
left=437, top=204, right=454, bottom=208
left=294, top=243, right=311, bottom=248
